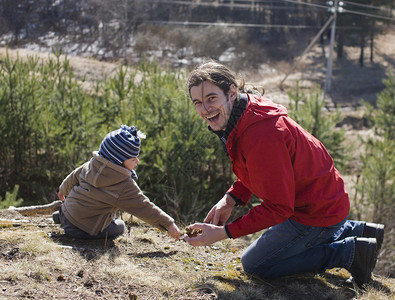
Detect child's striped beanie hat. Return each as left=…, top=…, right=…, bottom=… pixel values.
left=98, top=125, right=142, bottom=165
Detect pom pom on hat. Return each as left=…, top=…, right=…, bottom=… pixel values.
left=98, top=125, right=144, bottom=166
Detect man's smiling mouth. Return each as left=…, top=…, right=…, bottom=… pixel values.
left=205, top=112, right=220, bottom=120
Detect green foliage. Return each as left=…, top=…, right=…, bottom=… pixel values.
left=0, top=51, right=232, bottom=222
left=0, top=47, right=102, bottom=204
left=0, top=185, right=23, bottom=209
left=363, top=71, right=395, bottom=141
left=287, top=83, right=349, bottom=171
left=358, top=70, right=395, bottom=223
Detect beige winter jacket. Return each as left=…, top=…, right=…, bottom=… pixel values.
left=59, top=151, right=174, bottom=236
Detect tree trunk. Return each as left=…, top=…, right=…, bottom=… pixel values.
left=370, top=20, right=375, bottom=62
left=337, top=28, right=344, bottom=59
left=359, top=17, right=366, bottom=67
left=7, top=200, right=62, bottom=216
left=359, top=30, right=365, bottom=67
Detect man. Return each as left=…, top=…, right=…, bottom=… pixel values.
left=184, top=60, right=384, bottom=287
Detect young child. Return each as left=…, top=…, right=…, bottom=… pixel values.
left=53, top=125, right=180, bottom=240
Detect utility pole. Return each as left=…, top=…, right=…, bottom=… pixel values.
left=279, top=15, right=334, bottom=89
left=324, top=0, right=344, bottom=98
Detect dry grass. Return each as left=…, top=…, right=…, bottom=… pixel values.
left=0, top=210, right=394, bottom=300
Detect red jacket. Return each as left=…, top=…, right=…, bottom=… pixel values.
left=225, top=94, right=350, bottom=238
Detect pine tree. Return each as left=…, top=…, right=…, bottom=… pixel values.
left=358, top=70, right=395, bottom=223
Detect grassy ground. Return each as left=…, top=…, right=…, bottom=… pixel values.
left=0, top=209, right=394, bottom=300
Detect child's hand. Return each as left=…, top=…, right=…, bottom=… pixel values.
left=58, top=191, right=65, bottom=202
left=167, top=223, right=180, bottom=241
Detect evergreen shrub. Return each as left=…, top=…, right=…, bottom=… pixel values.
left=357, top=70, right=395, bottom=224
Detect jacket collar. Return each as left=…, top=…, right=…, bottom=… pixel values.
left=209, top=93, right=248, bottom=155
left=93, top=151, right=138, bottom=180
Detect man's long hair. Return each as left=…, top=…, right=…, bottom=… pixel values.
left=187, top=59, right=264, bottom=98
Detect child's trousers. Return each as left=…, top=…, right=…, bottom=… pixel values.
left=57, top=206, right=125, bottom=239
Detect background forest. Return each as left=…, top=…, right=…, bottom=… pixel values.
left=0, top=0, right=394, bottom=267
left=1, top=0, right=394, bottom=68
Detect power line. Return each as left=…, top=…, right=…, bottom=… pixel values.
left=342, top=0, right=389, bottom=11
left=278, top=0, right=394, bottom=22
left=278, top=0, right=330, bottom=10
left=146, top=0, right=328, bottom=11
left=146, top=20, right=362, bottom=30
left=147, top=20, right=320, bottom=29
left=279, top=0, right=395, bottom=22
left=146, top=0, right=261, bottom=9
left=342, top=8, right=395, bottom=22
left=147, top=0, right=395, bottom=23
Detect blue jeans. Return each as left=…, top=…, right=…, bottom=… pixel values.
left=240, top=218, right=365, bottom=278
left=58, top=206, right=125, bottom=240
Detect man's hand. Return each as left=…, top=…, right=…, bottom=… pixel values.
left=184, top=223, right=228, bottom=246
left=204, top=193, right=236, bottom=225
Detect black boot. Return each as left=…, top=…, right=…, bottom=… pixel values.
left=52, top=211, right=61, bottom=224
left=362, top=222, right=385, bottom=251
left=348, top=237, right=378, bottom=288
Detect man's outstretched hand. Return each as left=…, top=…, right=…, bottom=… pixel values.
left=184, top=223, right=228, bottom=246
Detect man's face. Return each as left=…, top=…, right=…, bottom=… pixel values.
left=190, top=81, right=236, bottom=131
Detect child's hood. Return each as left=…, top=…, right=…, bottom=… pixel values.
left=81, top=151, right=132, bottom=188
